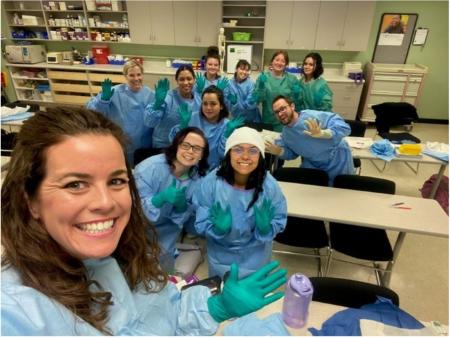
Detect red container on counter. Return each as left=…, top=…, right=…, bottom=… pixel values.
left=92, top=45, right=109, bottom=64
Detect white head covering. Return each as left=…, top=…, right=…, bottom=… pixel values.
left=225, top=126, right=265, bottom=158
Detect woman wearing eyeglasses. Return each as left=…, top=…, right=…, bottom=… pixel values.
left=134, top=127, right=209, bottom=273
left=193, top=127, right=287, bottom=279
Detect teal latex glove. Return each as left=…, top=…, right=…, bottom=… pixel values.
left=207, top=261, right=287, bottom=323
left=292, top=82, right=301, bottom=99
left=153, top=78, right=170, bottom=110
left=151, top=179, right=187, bottom=211
left=227, top=92, right=237, bottom=106
left=178, top=102, right=192, bottom=129
left=209, top=202, right=232, bottom=235
left=257, top=73, right=267, bottom=90
left=101, top=78, right=115, bottom=101
left=196, top=72, right=206, bottom=94
left=253, top=198, right=275, bottom=235
left=217, top=77, right=229, bottom=91
left=224, top=116, right=245, bottom=138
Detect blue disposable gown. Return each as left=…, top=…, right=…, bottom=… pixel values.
left=193, top=73, right=229, bottom=95
left=1, top=257, right=218, bottom=335
left=170, top=112, right=228, bottom=170
left=276, top=109, right=354, bottom=185
left=255, top=71, right=299, bottom=132
left=193, top=169, right=287, bottom=279
left=299, top=76, right=333, bottom=112
left=134, top=154, right=202, bottom=269
left=144, top=88, right=201, bottom=148
left=86, top=84, right=155, bottom=165
left=227, top=76, right=261, bottom=123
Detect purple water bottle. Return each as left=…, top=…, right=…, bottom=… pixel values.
left=282, top=273, right=314, bottom=328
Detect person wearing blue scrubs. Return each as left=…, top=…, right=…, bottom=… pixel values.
left=1, top=106, right=286, bottom=335
left=265, top=95, right=354, bottom=185
left=299, top=52, right=333, bottom=112
left=171, top=85, right=244, bottom=170
left=194, top=127, right=287, bottom=279
left=134, top=127, right=209, bottom=273
left=86, top=60, right=155, bottom=166
left=227, top=59, right=261, bottom=123
left=144, top=65, right=201, bottom=150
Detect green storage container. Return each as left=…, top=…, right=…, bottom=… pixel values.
left=232, top=32, right=251, bottom=41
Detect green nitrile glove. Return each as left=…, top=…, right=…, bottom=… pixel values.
left=207, top=261, right=287, bottom=323
left=292, top=82, right=301, bottom=99
left=209, top=202, right=232, bottom=235
left=151, top=179, right=187, bottom=210
left=227, top=92, right=237, bottom=106
left=101, top=78, right=114, bottom=101
left=178, top=102, right=192, bottom=129
left=195, top=72, right=206, bottom=94
left=174, top=186, right=187, bottom=213
left=153, top=78, right=170, bottom=110
left=224, top=116, right=245, bottom=138
left=257, top=73, right=267, bottom=90
left=253, top=198, right=275, bottom=235
left=216, top=77, right=229, bottom=91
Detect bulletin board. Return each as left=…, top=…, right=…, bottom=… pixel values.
left=372, top=13, right=418, bottom=64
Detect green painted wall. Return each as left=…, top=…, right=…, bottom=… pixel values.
left=2, top=1, right=448, bottom=120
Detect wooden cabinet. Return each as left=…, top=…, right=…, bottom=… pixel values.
left=265, top=1, right=319, bottom=50
left=328, top=82, right=364, bottom=120
left=358, top=63, right=428, bottom=122
left=173, top=1, right=221, bottom=47
left=127, top=1, right=174, bottom=45
left=314, top=1, right=375, bottom=51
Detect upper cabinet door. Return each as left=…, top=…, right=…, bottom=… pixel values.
left=340, top=1, right=375, bottom=51
left=196, top=1, right=221, bottom=47
left=173, top=1, right=198, bottom=46
left=264, top=1, right=292, bottom=49
left=314, top=1, right=348, bottom=50
left=150, top=1, right=175, bottom=45
left=289, top=1, right=320, bottom=50
left=128, top=1, right=151, bottom=44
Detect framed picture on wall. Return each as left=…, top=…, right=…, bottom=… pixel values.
left=372, top=13, right=418, bottom=64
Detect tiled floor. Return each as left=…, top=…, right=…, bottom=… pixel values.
left=190, top=122, right=449, bottom=325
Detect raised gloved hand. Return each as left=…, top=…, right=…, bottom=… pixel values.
left=209, top=202, right=232, bottom=235
left=152, top=179, right=187, bottom=212
left=207, top=261, right=287, bottom=323
left=195, top=72, right=206, bottom=94
left=101, top=78, right=115, bottom=101
left=253, top=198, right=275, bottom=235
left=264, top=141, right=284, bottom=157
left=178, top=102, right=192, bottom=129
left=217, top=77, right=230, bottom=91
left=154, top=78, right=170, bottom=110
left=303, top=118, right=332, bottom=139
left=227, top=92, right=237, bottom=106
left=224, top=116, right=245, bottom=138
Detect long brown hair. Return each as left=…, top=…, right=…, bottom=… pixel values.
left=1, top=106, right=167, bottom=334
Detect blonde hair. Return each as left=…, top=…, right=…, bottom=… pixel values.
left=123, top=59, right=143, bottom=75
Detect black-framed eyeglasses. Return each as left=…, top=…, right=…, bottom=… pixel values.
left=274, top=105, right=290, bottom=115
left=179, top=141, right=204, bottom=154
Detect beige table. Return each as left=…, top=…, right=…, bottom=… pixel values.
left=279, top=181, right=449, bottom=286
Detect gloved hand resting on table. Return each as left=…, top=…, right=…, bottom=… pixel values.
left=253, top=198, right=275, bottom=235
left=101, top=78, right=115, bottom=101
left=209, top=202, right=232, bottom=235
left=303, top=118, right=332, bottom=139
left=207, top=261, right=287, bottom=323
left=151, top=179, right=187, bottom=212
left=264, top=141, right=284, bottom=157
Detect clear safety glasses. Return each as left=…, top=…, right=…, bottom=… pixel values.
left=231, top=146, right=260, bottom=157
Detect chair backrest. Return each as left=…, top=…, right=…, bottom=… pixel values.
left=333, top=174, right=395, bottom=194
left=273, top=167, right=329, bottom=186
left=310, top=277, right=400, bottom=308
left=344, top=119, right=367, bottom=137
left=372, top=102, right=418, bottom=133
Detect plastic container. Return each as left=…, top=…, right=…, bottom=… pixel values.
left=232, top=32, right=251, bottom=41
left=282, top=273, right=314, bottom=328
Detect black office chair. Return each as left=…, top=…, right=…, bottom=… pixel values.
left=345, top=119, right=367, bottom=174
left=273, top=167, right=330, bottom=276
left=372, top=102, right=421, bottom=144
left=310, top=276, right=399, bottom=308
left=326, top=175, right=395, bottom=286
